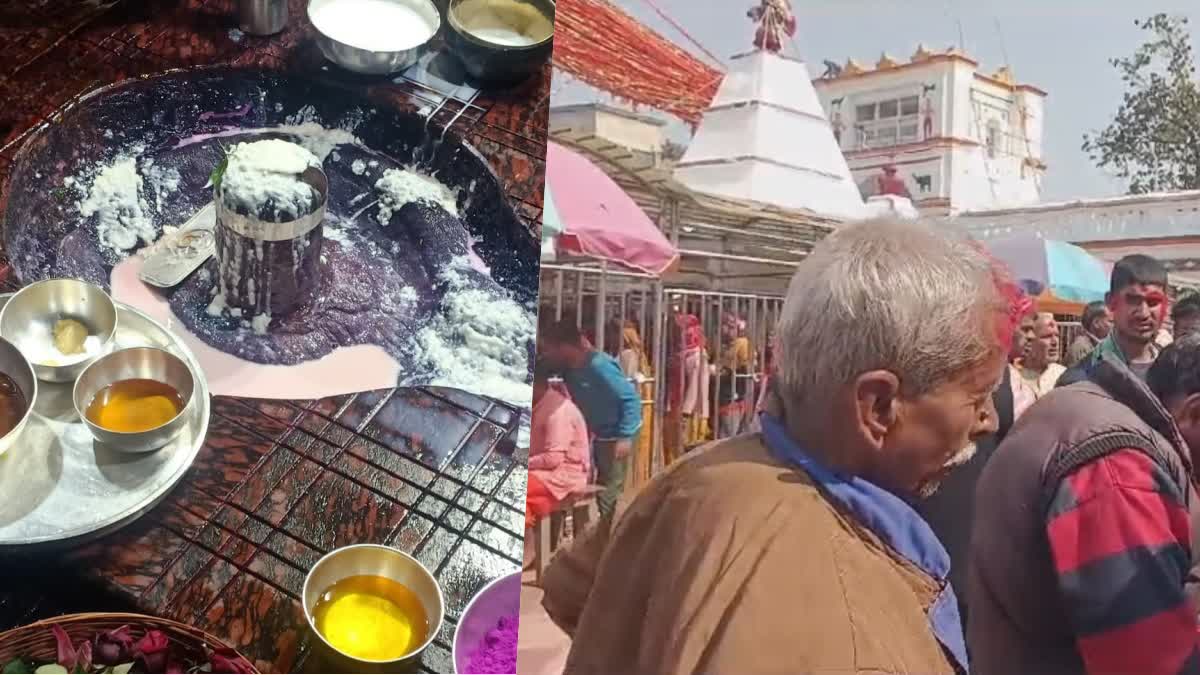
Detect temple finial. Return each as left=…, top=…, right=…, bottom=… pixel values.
left=746, top=0, right=796, bottom=54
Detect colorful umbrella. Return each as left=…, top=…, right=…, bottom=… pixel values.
left=985, top=234, right=1108, bottom=306
left=544, top=142, right=679, bottom=276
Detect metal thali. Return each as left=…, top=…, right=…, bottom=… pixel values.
left=0, top=294, right=210, bottom=551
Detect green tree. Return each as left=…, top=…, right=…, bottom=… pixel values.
left=1083, top=13, right=1200, bottom=193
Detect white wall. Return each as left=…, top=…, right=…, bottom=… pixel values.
left=813, top=55, right=1046, bottom=214
left=953, top=191, right=1200, bottom=242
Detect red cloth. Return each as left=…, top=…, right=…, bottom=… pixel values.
left=1044, top=449, right=1199, bottom=674
left=668, top=314, right=701, bottom=412
left=682, top=314, right=703, bottom=350
left=526, top=474, right=559, bottom=529
left=877, top=174, right=912, bottom=199
left=751, top=16, right=795, bottom=53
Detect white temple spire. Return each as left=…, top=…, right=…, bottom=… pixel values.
left=672, top=45, right=866, bottom=221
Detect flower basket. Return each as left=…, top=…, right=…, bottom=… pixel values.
left=0, top=613, right=258, bottom=673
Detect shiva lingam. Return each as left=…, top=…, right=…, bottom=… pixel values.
left=210, top=139, right=328, bottom=331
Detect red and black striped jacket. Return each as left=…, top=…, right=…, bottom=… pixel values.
left=1046, top=449, right=1200, bottom=674
left=968, top=354, right=1200, bottom=675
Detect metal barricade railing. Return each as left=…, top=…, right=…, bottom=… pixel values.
left=663, top=288, right=785, bottom=452
left=536, top=267, right=789, bottom=485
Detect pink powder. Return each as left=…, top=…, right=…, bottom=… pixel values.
left=464, top=613, right=519, bottom=674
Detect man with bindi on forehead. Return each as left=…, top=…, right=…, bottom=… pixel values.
left=1058, top=254, right=1169, bottom=387
left=1018, top=312, right=1065, bottom=399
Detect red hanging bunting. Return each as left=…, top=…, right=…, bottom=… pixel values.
left=552, top=0, right=723, bottom=126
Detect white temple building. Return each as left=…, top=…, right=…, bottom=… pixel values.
left=672, top=49, right=868, bottom=221
left=812, top=45, right=1047, bottom=215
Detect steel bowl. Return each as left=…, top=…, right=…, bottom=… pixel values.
left=452, top=571, right=521, bottom=673
left=302, top=544, right=446, bottom=666
left=0, top=278, right=117, bottom=383
left=307, top=0, right=441, bottom=75
left=445, top=0, right=554, bottom=85
left=0, top=336, right=37, bottom=458
left=72, top=346, right=196, bottom=454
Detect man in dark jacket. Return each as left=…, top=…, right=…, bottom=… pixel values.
left=968, top=335, right=1200, bottom=675
left=1064, top=300, right=1110, bottom=367
left=1058, top=254, right=1167, bottom=387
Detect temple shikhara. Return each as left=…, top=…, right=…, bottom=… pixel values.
left=672, top=45, right=867, bottom=220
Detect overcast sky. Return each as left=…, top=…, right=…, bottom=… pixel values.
left=550, top=0, right=1199, bottom=201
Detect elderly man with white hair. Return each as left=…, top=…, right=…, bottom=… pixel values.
left=540, top=219, right=1017, bottom=675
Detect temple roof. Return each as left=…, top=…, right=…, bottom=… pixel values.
left=673, top=50, right=865, bottom=220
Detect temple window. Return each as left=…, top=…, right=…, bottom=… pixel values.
left=853, top=94, right=923, bottom=148
left=986, top=120, right=1001, bottom=158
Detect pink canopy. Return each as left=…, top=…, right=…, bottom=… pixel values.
left=545, top=141, right=679, bottom=276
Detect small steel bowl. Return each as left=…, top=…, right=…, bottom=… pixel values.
left=0, top=336, right=37, bottom=458
left=303, top=544, right=446, bottom=666
left=445, top=0, right=554, bottom=85
left=72, top=346, right=195, bottom=454
left=452, top=571, right=521, bottom=673
left=307, top=0, right=441, bottom=75
left=0, top=278, right=117, bottom=383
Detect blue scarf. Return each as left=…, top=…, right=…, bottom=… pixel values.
left=760, top=414, right=968, bottom=673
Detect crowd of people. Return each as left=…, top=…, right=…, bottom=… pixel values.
left=533, top=216, right=1200, bottom=675
left=524, top=302, right=767, bottom=562
left=661, top=305, right=764, bottom=459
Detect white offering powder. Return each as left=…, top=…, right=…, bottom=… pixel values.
left=309, top=0, right=437, bottom=52
left=409, top=258, right=533, bottom=408
left=221, top=139, right=320, bottom=219
left=24, top=334, right=103, bottom=367
left=324, top=224, right=351, bottom=245
left=206, top=290, right=228, bottom=317
left=281, top=122, right=359, bottom=161
left=250, top=312, right=272, bottom=335
left=374, top=167, right=459, bottom=224
left=351, top=159, right=367, bottom=175
left=78, top=156, right=157, bottom=252
left=145, top=161, right=182, bottom=208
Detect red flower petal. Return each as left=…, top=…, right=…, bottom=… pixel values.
left=75, top=640, right=93, bottom=673
left=134, top=630, right=170, bottom=673
left=133, top=630, right=169, bottom=656
left=51, top=626, right=78, bottom=670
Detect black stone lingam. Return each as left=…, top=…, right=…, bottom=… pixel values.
left=212, top=164, right=328, bottom=323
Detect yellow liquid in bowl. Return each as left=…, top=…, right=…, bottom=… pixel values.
left=85, top=378, right=185, bottom=433
left=312, top=575, right=430, bottom=661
